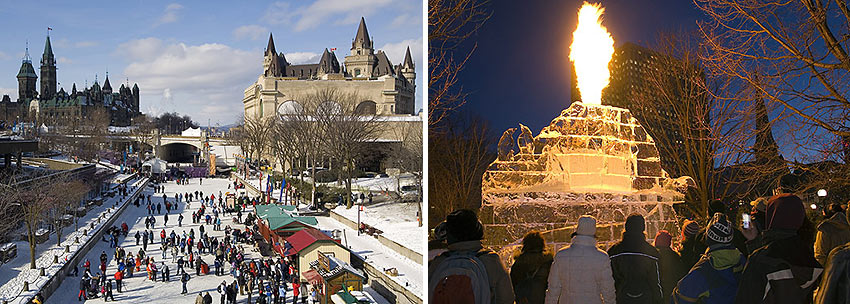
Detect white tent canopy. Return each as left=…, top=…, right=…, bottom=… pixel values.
left=181, top=127, right=201, bottom=137
left=142, top=158, right=168, bottom=174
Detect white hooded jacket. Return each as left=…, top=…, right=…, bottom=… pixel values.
left=544, top=235, right=617, bottom=304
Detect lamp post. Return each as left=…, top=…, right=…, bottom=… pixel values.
left=817, top=189, right=828, bottom=210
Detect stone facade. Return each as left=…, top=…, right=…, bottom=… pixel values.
left=5, top=35, right=141, bottom=127
left=481, top=102, right=688, bottom=262
left=243, top=17, right=416, bottom=121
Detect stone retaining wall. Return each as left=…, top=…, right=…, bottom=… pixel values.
left=362, top=262, right=422, bottom=304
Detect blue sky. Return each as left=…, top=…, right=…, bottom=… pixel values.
left=0, top=0, right=424, bottom=126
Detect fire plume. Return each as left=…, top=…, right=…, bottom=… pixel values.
left=570, top=2, right=614, bottom=105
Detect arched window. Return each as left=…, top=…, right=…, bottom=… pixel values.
left=354, top=69, right=361, bottom=76
left=277, top=100, right=303, bottom=116
left=354, top=101, right=377, bottom=115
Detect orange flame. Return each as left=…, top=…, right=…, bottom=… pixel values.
left=570, top=2, right=614, bottom=105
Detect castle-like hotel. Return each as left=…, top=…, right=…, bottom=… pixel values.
left=242, top=17, right=416, bottom=119
left=0, top=35, right=141, bottom=127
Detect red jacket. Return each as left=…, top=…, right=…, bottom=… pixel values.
left=114, top=271, right=123, bottom=281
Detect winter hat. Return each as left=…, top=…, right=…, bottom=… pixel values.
left=766, top=194, right=805, bottom=231
left=704, top=213, right=733, bottom=248
left=654, top=230, right=672, bottom=248
left=575, top=215, right=597, bottom=236
left=445, top=209, right=484, bottom=244
left=682, top=220, right=701, bottom=238
left=624, top=214, right=646, bottom=233
left=709, top=199, right=727, bottom=215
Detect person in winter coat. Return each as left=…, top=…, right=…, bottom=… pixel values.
left=511, top=231, right=553, bottom=304
left=736, top=193, right=824, bottom=304
left=218, top=281, right=227, bottom=304
left=814, top=203, right=850, bottom=265
left=654, top=230, right=685, bottom=304
left=182, top=272, right=191, bottom=294
left=195, top=292, right=205, bottom=304
left=815, top=238, right=850, bottom=303
left=607, top=214, right=662, bottom=304
left=429, top=209, right=515, bottom=304
left=678, top=220, right=705, bottom=272
left=672, top=213, right=746, bottom=304
left=544, top=215, right=615, bottom=304
left=203, top=292, right=213, bottom=304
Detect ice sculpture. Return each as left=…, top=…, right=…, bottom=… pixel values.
left=480, top=101, right=688, bottom=262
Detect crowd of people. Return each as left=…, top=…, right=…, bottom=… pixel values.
left=70, top=177, right=318, bottom=303
left=430, top=193, right=850, bottom=304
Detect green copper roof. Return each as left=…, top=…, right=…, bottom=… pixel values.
left=265, top=215, right=317, bottom=231
left=43, top=35, right=53, bottom=56
left=17, top=61, right=37, bottom=78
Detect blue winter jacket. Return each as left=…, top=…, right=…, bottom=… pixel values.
left=671, top=247, right=746, bottom=304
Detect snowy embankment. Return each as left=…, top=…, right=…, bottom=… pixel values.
left=317, top=216, right=423, bottom=299
left=331, top=204, right=423, bottom=255
left=238, top=174, right=423, bottom=254
left=0, top=175, right=147, bottom=304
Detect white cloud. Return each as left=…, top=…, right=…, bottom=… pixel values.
left=75, top=41, right=98, bottom=48
left=154, top=3, right=183, bottom=27
left=379, top=37, right=422, bottom=67
left=284, top=52, right=321, bottom=64
left=233, top=25, right=269, bottom=41
left=119, top=38, right=259, bottom=124
left=0, top=88, right=16, bottom=101
left=390, top=14, right=418, bottom=27
left=57, top=57, right=74, bottom=64
left=262, top=0, right=395, bottom=31
left=116, top=38, right=165, bottom=61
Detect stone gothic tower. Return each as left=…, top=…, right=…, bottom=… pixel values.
left=132, top=83, right=140, bottom=114
left=40, top=35, right=57, bottom=100
left=345, top=17, right=377, bottom=77
left=17, top=46, right=38, bottom=102
left=400, top=46, right=416, bottom=84
left=263, top=33, right=286, bottom=77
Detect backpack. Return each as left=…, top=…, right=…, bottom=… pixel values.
left=429, top=250, right=491, bottom=304
left=514, top=264, right=542, bottom=304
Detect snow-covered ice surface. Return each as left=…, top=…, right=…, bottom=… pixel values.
left=331, top=204, right=423, bottom=254
left=316, top=216, right=422, bottom=297
left=240, top=175, right=423, bottom=254
left=0, top=175, right=146, bottom=303
left=45, top=177, right=393, bottom=303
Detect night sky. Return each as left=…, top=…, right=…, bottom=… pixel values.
left=450, top=0, right=705, bottom=135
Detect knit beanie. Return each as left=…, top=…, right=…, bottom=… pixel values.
left=766, top=194, right=805, bottom=231
left=654, top=230, right=672, bottom=248
left=445, top=209, right=484, bottom=244
left=682, top=220, right=701, bottom=238
left=624, top=214, right=645, bottom=233
left=575, top=215, right=597, bottom=236
left=704, top=213, right=733, bottom=248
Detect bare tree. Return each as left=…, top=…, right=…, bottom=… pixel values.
left=308, top=88, right=383, bottom=208
left=695, top=0, right=850, bottom=155
left=240, top=114, right=272, bottom=163
left=385, top=119, right=424, bottom=225
left=428, top=116, right=495, bottom=227
left=15, top=176, right=68, bottom=269
left=131, top=114, right=158, bottom=162
left=46, top=180, right=89, bottom=246
left=428, top=0, right=491, bottom=126
left=618, top=31, right=768, bottom=218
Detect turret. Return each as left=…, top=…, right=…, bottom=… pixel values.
left=17, top=45, right=38, bottom=103
left=344, top=17, right=378, bottom=77
left=401, top=46, right=416, bottom=85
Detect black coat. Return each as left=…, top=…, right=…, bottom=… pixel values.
left=607, top=231, right=662, bottom=304
left=735, top=230, right=823, bottom=304
left=510, top=250, right=553, bottom=304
